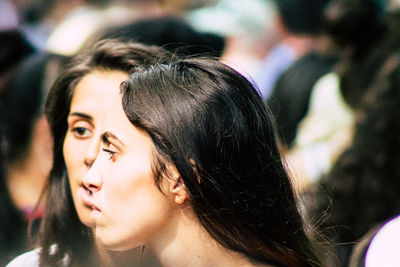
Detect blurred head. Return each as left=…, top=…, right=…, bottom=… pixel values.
left=323, top=0, right=386, bottom=50
left=0, top=52, right=66, bottom=264
left=40, top=39, right=169, bottom=263
left=84, top=58, right=323, bottom=266
left=1, top=53, right=51, bottom=164
left=97, top=15, right=225, bottom=58
left=274, top=0, right=331, bottom=35
left=0, top=30, right=34, bottom=96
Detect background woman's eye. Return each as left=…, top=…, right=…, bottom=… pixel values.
left=72, top=127, right=92, bottom=138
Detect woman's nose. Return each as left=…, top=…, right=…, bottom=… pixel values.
left=84, top=137, right=101, bottom=168
left=83, top=158, right=102, bottom=192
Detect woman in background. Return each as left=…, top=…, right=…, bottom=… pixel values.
left=8, top=40, right=168, bottom=266
left=84, top=57, right=327, bottom=266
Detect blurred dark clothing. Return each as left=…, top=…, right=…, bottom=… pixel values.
left=0, top=30, right=35, bottom=97
left=267, top=52, right=337, bottom=147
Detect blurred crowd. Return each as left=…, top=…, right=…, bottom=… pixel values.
left=2, top=0, right=400, bottom=266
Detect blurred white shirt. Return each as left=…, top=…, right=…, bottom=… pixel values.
left=365, top=215, right=400, bottom=267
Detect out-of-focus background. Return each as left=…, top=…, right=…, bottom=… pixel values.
left=2, top=0, right=400, bottom=266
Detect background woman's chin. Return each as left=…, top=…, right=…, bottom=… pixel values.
left=76, top=204, right=96, bottom=227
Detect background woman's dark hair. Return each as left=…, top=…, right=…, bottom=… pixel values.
left=40, top=40, right=169, bottom=266
left=121, top=58, right=326, bottom=266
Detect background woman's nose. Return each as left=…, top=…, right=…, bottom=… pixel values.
left=84, top=138, right=101, bottom=168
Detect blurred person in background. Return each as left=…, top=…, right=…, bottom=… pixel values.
left=302, top=0, right=400, bottom=265
left=1, top=0, right=170, bottom=56
left=44, top=0, right=220, bottom=58
left=45, top=0, right=165, bottom=57
left=307, top=46, right=400, bottom=265
left=0, top=30, right=35, bottom=96
left=0, top=0, right=88, bottom=51
left=94, top=15, right=225, bottom=58
left=246, top=0, right=336, bottom=192
left=254, top=0, right=332, bottom=100
left=0, top=18, right=41, bottom=265
left=265, top=0, right=337, bottom=149
left=287, top=0, right=393, bottom=186
left=186, top=0, right=278, bottom=81
left=0, top=52, right=67, bottom=265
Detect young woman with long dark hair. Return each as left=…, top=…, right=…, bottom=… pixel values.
left=83, top=57, right=326, bottom=267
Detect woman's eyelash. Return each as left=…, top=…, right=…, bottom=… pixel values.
left=102, top=148, right=116, bottom=159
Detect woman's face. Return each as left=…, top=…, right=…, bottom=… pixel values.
left=63, top=70, right=128, bottom=227
left=82, top=94, right=177, bottom=251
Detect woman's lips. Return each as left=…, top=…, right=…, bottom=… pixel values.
left=78, top=186, right=93, bottom=208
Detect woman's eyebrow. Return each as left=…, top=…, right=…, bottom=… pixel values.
left=69, top=112, right=92, bottom=119
left=100, top=131, right=125, bottom=147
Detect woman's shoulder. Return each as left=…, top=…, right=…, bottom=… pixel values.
left=6, top=248, right=40, bottom=267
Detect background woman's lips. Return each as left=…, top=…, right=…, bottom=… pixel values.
left=78, top=186, right=93, bottom=207
left=90, top=203, right=101, bottom=212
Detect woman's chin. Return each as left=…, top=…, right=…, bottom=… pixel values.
left=94, top=229, right=138, bottom=252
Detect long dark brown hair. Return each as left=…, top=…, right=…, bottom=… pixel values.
left=121, top=58, right=326, bottom=266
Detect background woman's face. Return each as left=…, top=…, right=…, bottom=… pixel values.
left=63, top=70, right=128, bottom=227
left=83, top=94, right=177, bottom=251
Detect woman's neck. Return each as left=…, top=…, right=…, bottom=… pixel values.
left=147, top=206, right=269, bottom=267
left=95, top=233, right=152, bottom=267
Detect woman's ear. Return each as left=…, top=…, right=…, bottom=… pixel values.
left=171, top=176, right=188, bottom=205
left=168, top=165, right=189, bottom=205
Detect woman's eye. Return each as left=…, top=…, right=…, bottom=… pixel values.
left=72, top=127, right=92, bottom=138
left=102, top=148, right=117, bottom=160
